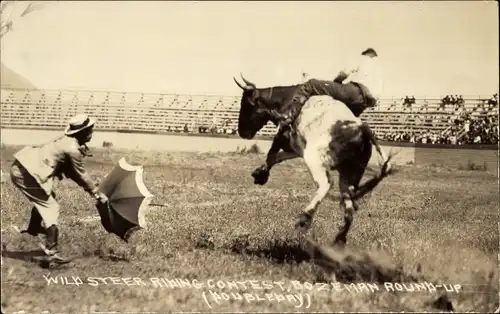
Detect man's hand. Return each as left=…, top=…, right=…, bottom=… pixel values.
left=94, top=192, right=108, bottom=204
left=333, top=70, right=349, bottom=84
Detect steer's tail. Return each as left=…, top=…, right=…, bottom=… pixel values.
left=351, top=145, right=397, bottom=201
left=359, top=122, right=387, bottom=162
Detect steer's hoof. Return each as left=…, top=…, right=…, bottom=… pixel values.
left=332, top=233, right=347, bottom=249
left=251, top=166, right=270, bottom=185
left=294, top=212, right=313, bottom=233
left=20, top=227, right=46, bottom=237
left=385, top=162, right=394, bottom=174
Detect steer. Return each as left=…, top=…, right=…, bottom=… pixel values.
left=233, top=74, right=394, bottom=246
left=233, top=74, right=389, bottom=186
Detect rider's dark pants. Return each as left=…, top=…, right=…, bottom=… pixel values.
left=281, top=79, right=376, bottom=123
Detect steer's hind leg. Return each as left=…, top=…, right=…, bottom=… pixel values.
left=332, top=146, right=371, bottom=247
left=295, top=148, right=331, bottom=233
left=332, top=172, right=357, bottom=247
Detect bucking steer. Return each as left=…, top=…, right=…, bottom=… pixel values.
left=233, top=74, right=395, bottom=246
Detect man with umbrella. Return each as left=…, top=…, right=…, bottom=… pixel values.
left=9, top=113, right=108, bottom=263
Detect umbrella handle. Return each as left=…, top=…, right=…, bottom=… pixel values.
left=149, top=203, right=169, bottom=208
left=104, top=201, right=116, bottom=227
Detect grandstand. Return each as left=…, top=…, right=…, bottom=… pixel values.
left=0, top=88, right=498, bottom=144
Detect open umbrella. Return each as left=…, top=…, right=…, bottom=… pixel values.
left=96, top=157, right=154, bottom=242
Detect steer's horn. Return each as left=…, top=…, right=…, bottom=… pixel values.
left=240, top=73, right=256, bottom=88
left=233, top=77, right=248, bottom=91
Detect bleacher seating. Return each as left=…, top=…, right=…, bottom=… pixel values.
left=0, top=88, right=498, bottom=140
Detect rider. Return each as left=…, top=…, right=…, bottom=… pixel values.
left=274, top=47, right=382, bottom=128
left=269, top=47, right=390, bottom=165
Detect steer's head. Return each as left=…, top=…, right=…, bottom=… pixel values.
left=233, top=74, right=274, bottom=140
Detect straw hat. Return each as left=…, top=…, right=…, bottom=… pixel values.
left=64, top=114, right=96, bottom=136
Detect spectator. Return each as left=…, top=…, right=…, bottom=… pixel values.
left=464, top=119, right=470, bottom=133
left=402, top=96, right=410, bottom=107
left=488, top=93, right=498, bottom=107
left=409, top=134, right=415, bottom=143
left=450, top=95, right=456, bottom=105
left=473, top=134, right=481, bottom=144
left=449, top=131, right=457, bottom=145
left=441, top=95, right=450, bottom=105
left=439, top=99, right=447, bottom=110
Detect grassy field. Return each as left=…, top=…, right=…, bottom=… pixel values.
left=1, top=144, right=498, bottom=312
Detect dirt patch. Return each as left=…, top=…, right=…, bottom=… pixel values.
left=303, top=239, right=422, bottom=284
left=223, top=235, right=422, bottom=284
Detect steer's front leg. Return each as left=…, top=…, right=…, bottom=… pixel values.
left=252, top=129, right=297, bottom=185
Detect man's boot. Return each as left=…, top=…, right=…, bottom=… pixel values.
left=20, top=207, right=46, bottom=236
left=43, top=225, right=70, bottom=264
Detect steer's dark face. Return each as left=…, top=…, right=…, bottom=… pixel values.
left=233, top=74, right=300, bottom=139
left=237, top=89, right=272, bottom=139
left=234, top=75, right=272, bottom=140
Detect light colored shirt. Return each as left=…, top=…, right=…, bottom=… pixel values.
left=342, top=54, right=383, bottom=100
left=13, top=135, right=97, bottom=195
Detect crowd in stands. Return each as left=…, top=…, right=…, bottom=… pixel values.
left=441, top=95, right=465, bottom=106
left=461, top=116, right=498, bottom=144
left=195, top=117, right=237, bottom=135
left=382, top=93, right=498, bottom=145
left=401, top=96, right=416, bottom=107
left=380, top=118, right=498, bottom=145
left=173, top=118, right=237, bottom=135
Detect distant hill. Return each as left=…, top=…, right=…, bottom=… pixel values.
left=0, top=62, right=37, bottom=89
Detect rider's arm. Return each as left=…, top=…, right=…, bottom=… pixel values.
left=333, top=71, right=349, bottom=84
left=333, top=56, right=361, bottom=83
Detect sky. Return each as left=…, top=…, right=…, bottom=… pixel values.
left=1, top=1, right=498, bottom=98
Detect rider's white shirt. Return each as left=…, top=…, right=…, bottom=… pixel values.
left=342, top=55, right=383, bottom=100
